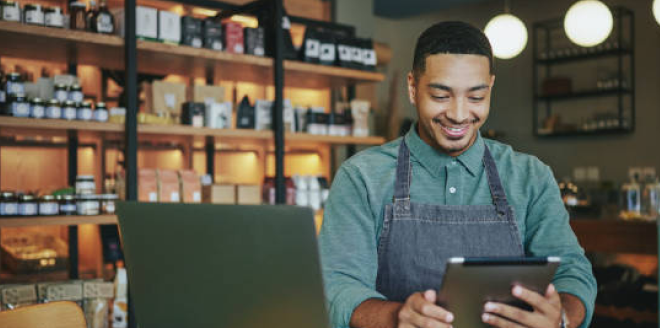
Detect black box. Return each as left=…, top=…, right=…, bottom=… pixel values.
left=244, top=27, right=265, bottom=56
left=181, top=16, right=203, bottom=48
left=318, top=32, right=337, bottom=66
left=203, top=19, right=223, bottom=51
left=300, top=27, right=321, bottom=64
left=336, top=37, right=354, bottom=69
left=359, top=38, right=376, bottom=71
left=236, top=96, right=255, bottom=129
left=181, top=102, right=206, bottom=128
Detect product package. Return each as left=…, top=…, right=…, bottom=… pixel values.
left=360, top=38, right=377, bottom=71
left=1, top=284, right=38, bottom=310
left=203, top=19, right=223, bottom=51
left=244, top=27, right=265, bottom=56
left=46, top=281, right=84, bottom=306
left=190, top=84, right=225, bottom=105
left=300, top=27, right=321, bottom=64
left=146, top=81, right=186, bottom=118
left=181, top=102, right=205, bottom=128
left=318, top=32, right=337, bottom=66
left=202, top=184, right=236, bottom=204
left=254, top=99, right=272, bottom=131
left=236, top=96, right=255, bottom=129
left=336, top=37, right=353, bottom=69
left=158, top=10, right=181, bottom=44
left=237, top=185, right=261, bottom=205
left=306, top=109, right=329, bottom=135
left=138, top=168, right=158, bottom=202
left=222, top=22, right=244, bottom=54
left=157, top=170, right=180, bottom=203
left=113, top=268, right=128, bottom=328
left=181, top=16, right=202, bottom=48
left=83, top=281, right=115, bottom=328
left=114, top=6, right=158, bottom=40
left=205, top=102, right=233, bottom=129
left=350, top=99, right=370, bottom=137
left=178, top=170, right=201, bottom=203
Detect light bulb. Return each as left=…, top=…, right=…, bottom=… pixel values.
left=564, top=0, right=613, bottom=47
left=654, top=0, right=660, bottom=26
left=485, top=14, right=528, bottom=59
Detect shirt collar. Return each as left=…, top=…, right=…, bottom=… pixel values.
left=404, top=123, right=484, bottom=177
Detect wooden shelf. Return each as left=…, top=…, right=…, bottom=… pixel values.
left=0, top=215, right=118, bottom=228
left=595, top=305, right=658, bottom=323
left=0, top=117, right=386, bottom=145
left=570, top=219, right=658, bottom=255
left=536, top=48, right=632, bottom=65
left=536, top=128, right=632, bottom=138
left=0, top=21, right=384, bottom=88
left=537, top=89, right=632, bottom=102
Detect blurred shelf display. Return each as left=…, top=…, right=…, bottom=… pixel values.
left=0, top=215, right=118, bottom=228
left=569, top=219, right=657, bottom=255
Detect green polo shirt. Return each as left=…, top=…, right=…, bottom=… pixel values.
left=318, top=125, right=596, bottom=328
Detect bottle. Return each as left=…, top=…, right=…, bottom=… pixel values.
left=91, top=0, right=114, bottom=34
left=621, top=174, right=641, bottom=219
left=642, top=176, right=660, bottom=219
left=69, top=2, right=87, bottom=30
left=86, top=0, right=97, bottom=31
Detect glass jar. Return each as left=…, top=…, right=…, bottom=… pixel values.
left=5, top=72, right=23, bottom=97
left=77, top=194, right=99, bottom=215
left=58, top=194, right=77, bottom=215
left=1, top=1, right=21, bottom=22
left=62, top=100, right=76, bottom=120
left=23, top=4, right=44, bottom=25
left=18, top=194, right=38, bottom=216
left=69, top=84, right=84, bottom=103
left=38, top=195, right=59, bottom=216
left=94, top=102, right=108, bottom=122
left=77, top=101, right=93, bottom=121
left=30, top=97, right=45, bottom=119
left=0, top=191, right=18, bottom=216
left=46, top=99, right=61, bottom=119
left=54, top=83, right=68, bottom=102
left=69, top=2, right=87, bottom=30
left=44, top=7, right=63, bottom=28
left=76, top=175, right=96, bottom=195
left=8, top=94, right=30, bottom=117
left=100, top=194, right=118, bottom=214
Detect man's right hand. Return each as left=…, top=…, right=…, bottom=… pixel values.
left=398, top=290, right=454, bottom=328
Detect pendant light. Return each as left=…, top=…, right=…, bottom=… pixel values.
left=484, top=0, right=528, bottom=60
left=564, top=0, right=613, bottom=47
left=654, top=0, right=660, bottom=26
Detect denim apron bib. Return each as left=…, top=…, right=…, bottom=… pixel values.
left=376, top=139, right=525, bottom=302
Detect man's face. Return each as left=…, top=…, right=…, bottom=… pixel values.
left=408, top=54, right=495, bottom=157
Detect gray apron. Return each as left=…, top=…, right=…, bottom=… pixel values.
left=376, top=139, right=525, bottom=302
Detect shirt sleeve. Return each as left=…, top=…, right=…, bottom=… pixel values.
left=318, top=164, right=387, bottom=328
left=524, top=164, right=597, bottom=328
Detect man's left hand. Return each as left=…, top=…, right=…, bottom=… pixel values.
left=482, top=284, right=562, bottom=328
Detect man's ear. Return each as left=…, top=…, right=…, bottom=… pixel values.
left=490, top=74, right=496, bottom=88
left=407, top=71, right=417, bottom=105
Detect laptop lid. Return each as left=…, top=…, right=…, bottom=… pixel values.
left=116, top=202, right=330, bottom=328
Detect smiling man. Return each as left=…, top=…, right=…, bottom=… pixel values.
left=318, top=22, right=596, bottom=328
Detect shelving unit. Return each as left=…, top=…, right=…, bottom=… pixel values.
left=532, top=7, right=635, bottom=137
left=0, top=215, right=119, bottom=228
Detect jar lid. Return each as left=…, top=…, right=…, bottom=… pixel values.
left=70, top=2, right=86, bottom=8
left=55, top=83, right=67, bottom=89
left=45, top=7, right=62, bottom=12
left=77, top=194, right=98, bottom=200
left=96, top=102, right=107, bottom=109
left=70, top=84, right=82, bottom=91
left=82, top=102, right=93, bottom=109
left=40, top=195, right=56, bottom=201
left=1, top=191, right=16, bottom=199
left=19, top=194, right=36, bottom=201
left=8, top=72, right=21, bottom=78
left=48, top=99, right=60, bottom=105
left=2, top=1, right=18, bottom=6
left=10, top=93, right=26, bottom=99
left=76, top=175, right=95, bottom=180
left=64, top=100, right=75, bottom=106
left=31, top=97, right=44, bottom=104
left=62, top=194, right=76, bottom=200
left=100, top=194, right=119, bottom=200
left=24, top=4, right=41, bottom=10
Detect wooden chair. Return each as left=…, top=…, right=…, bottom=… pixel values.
left=0, top=301, right=86, bottom=328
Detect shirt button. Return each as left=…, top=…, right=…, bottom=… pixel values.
left=449, top=187, right=457, bottom=194
left=451, top=161, right=457, bottom=166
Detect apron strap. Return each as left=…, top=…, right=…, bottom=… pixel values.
left=483, top=146, right=509, bottom=216
left=393, top=139, right=412, bottom=202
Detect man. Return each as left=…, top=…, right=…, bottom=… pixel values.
left=319, top=21, right=596, bottom=328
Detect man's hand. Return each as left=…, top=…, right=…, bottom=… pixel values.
left=482, top=284, right=562, bottom=328
left=398, top=290, right=454, bottom=328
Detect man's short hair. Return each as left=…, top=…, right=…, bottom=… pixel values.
left=412, top=21, right=494, bottom=78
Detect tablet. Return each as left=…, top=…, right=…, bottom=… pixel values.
left=437, top=257, right=560, bottom=328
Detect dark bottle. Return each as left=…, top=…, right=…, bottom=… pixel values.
left=91, top=0, right=114, bottom=34
left=85, top=0, right=97, bottom=31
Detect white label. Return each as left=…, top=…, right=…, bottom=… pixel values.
left=25, top=10, right=44, bottom=24
left=164, top=93, right=176, bottom=109
left=55, top=90, right=68, bottom=102
left=45, top=13, right=63, bottom=27
left=95, top=110, right=108, bottom=122
left=31, top=105, right=45, bottom=118
left=193, top=192, right=201, bottom=203
left=46, top=106, right=61, bottom=119
left=338, top=45, right=351, bottom=61
left=77, top=108, right=92, bottom=121
left=212, top=41, right=223, bottom=51
left=192, top=38, right=202, bottom=48
left=171, top=192, right=180, bottom=202
left=13, top=102, right=30, bottom=117
left=363, top=49, right=377, bottom=66
left=0, top=91, right=5, bottom=102
left=351, top=47, right=363, bottom=63
left=70, top=91, right=84, bottom=103
left=234, top=44, right=244, bottom=54
left=254, top=47, right=264, bottom=56
left=2, top=6, right=20, bottom=21
left=305, top=39, right=321, bottom=58
left=282, top=16, right=291, bottom=29
left=149, top=192, right=157, bottom=202
left=0, top=203, right=18, bottom=216
left=7, top=82, right=24, bottom=95
left=192, top=115, right=204, bottom=127
left=97, top=14, right=114, bottom=33
left=18, top=203, right=37, bottom=215
left=63, top=107, right=76, bottom=120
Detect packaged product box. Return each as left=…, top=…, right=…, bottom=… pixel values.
left=1, top=284, right=37, bottom=310
left=181, top=16, right=202, bottom=48
left=203, top=19, right=223, bottom=51
left=206, top=102, right=233, bottom=129
left=179, top=170, right=201, bottom=203
left=157, top=169, right=180, bottom=203
left=236, top=96, right=255, bottom=129
left=113, top=268, right=128, bottom=328
left=114, top=6, right=158, bottom=40
left=181, top=102, right=206, bottom=128
left=46, top=281, right=84, bottom=305
left=350, top=99, right=370, bottom=137
left=237, top=184, right=261, bottom=205
left=244, top=27, right=265, bottom=56
left=190, top=84, right=224, bottom=105
left=146, top=81, right=186, bottom=116
left=203, top=184, right=236, bottom=204
left=83, top=281, right=115, bottom=328
left=223, top=21, right=244, bottom=54
left=158, top=10, right=181, bottom=44
left=138, top=168, right=158, bottom=202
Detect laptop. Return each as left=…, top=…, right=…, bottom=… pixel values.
left=116, top=202, right=330, bottom=328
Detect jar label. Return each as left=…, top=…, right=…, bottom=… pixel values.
left=18, top=203, right=37, bottom=216
left=46, top=106, right=62, bottom=119
left=97, top=14, right=114, bottom=33
left=77, top=108, right=92, bottom=120
left=60, top=204, right=76, bottom=213
left=6, top=81, right=25, bottom=96
left=305, top=39, right=321, bottom=58
left=12, top=102, right=30, bottom=117
left=192, top=38, right=202, bottom=48
left=25, top=10, right=44, bottom=24
left=0, top=91, right=5, bottom=103
left=55, top=90, right=69, bottom=102
left=70, top=91, right=84, bottom=103
left=362, top=49, right=377, bottom=66
left=63, top=107, right=77, bottom=120
left=0, top=203, right=18, bottom=216
left=337, top=45, right=352, bottom=62
left=94, top=110, right=108, bottom=122
left=31, top=105, right=45, bottom=118
left=39, top=203, right=59, bottom=215
left=2, top=6, right=20, bottom=21
left=45, top=13, right=64, bottom=27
